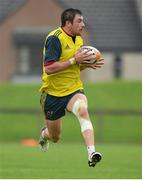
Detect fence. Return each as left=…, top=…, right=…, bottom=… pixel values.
left=0, top=108, right=142, bottom=143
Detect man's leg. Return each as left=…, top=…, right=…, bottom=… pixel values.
left=39, top=119, right=62, bottom=151
left=66, top=93, right=102, bottom=167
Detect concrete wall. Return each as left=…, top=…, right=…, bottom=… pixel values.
left=83, top=52, right=142, bottom=82
left=81, top=53, right=114, bottom=82
left=137, top=0, right=142, bottom=19
left=123, top=53, right=142, bottom=80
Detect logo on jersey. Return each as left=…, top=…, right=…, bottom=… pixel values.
left=65, top=44, right=70, bottom=49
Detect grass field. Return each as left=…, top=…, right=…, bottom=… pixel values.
left=0, top=81, right=142, bottom=110
left=0, top=81, right=142, bottom=178
left=0, top=113, right=142, bottom=144
left=0, top=142, right=142, bottom=179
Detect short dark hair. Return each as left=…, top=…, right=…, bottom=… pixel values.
left=61, top=8, right=82, bottom=27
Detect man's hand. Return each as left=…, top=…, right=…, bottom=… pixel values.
left=85, top=59, right=104, bottom=69
left=74, top=50, right=94, bottom=64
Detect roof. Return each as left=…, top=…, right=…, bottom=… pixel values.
left=0, top=0, right=27, bottom=23
left=58, top=0, right=142, bottom=52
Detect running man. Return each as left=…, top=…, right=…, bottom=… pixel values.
left=39, top=8, right=104, bottom=167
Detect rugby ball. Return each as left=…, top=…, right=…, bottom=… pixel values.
left=80, top=46, right=103, bottom=64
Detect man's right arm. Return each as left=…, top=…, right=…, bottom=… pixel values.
left=44, top=36, right=94, bottom=75
left=45, top=52, right=95, bottom=75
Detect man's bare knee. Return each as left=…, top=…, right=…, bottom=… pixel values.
left=78, top=107, right=88, bottom=118
left=72, top=99, right=93, bottom=132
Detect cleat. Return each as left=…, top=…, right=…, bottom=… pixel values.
left=39, top=127, right=49, bottom=152
left=88, top=152, right=102, bottom=167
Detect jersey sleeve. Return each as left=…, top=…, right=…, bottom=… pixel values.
left=44, top=35, right=62, bottom=65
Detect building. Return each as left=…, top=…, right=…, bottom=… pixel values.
left=0, top=0, right=142, bottom=82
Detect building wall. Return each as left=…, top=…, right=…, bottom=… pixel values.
left=137, top=0, right=142, bottom=19
left=83, top=0, right=142, bottom=82
left=81, top=53, right=114, bottom=82
left=81, top=1, right=142, bottom=82
left=123, top=53, right=142, bottom=80
left=0, top=0, right=63, bottom=81
left=83, top=52, right=142, bottom=82
left=0, top=0, right=89, bottom=81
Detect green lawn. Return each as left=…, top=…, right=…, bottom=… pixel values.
left=0, top=81, right=142, bottom=109
left=0, top=81, right=142, bottom=179
left=0, top=113, right=142, bottom=143
left=0, top=143, right=142, bottom=179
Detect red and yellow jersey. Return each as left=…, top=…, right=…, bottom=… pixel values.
left=40, top=27, right=84, bottom=97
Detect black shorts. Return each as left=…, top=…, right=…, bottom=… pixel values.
left=40, top=89, right=84, bottom=120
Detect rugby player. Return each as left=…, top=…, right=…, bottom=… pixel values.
left=39, top=8, right=104, bottom=167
